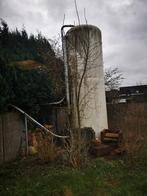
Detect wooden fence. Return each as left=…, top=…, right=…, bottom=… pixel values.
left=0, top=112, right=24, bottom=163
left=107, top=102, right=147, bottom=133
left=1, top=103, right=147, bottom=163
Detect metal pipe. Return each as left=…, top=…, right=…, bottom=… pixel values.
left=44, top=97, right=65, bottom=105
left=10, top=104, right=69, bottom=139
left=61, top=25, right=74, bottom=114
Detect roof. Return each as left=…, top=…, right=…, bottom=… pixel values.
left=15, top=60, right=45, bottom=70
left=120, top=85, right=147, bottom=95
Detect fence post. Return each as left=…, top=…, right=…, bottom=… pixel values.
left=25, top=116, right=28, bottom=156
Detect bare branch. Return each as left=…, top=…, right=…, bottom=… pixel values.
left=74, top=0, right=81, bottom=25
left=62, top=14, right=65, bottom=26
left=84, top=8, right=88, bottom=24
left=105, top=67, right=124, bottom=90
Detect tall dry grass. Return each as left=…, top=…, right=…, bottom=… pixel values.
left=35, top=131, right=63, bottom=162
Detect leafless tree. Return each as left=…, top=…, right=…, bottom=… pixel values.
left=49, top=35, right=63, bottom=59
left=61, top=3, right=104, bottom=167
left=105, top=67, right=124, bottom=91
left=63, top=25, right=104, bottom=167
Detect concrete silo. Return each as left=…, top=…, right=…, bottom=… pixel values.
left=63, top=25, right=108, bottom=137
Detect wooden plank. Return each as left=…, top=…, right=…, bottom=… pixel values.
left=105, top=133, right=119, bottom=138
left=103, top=138, right=118, bottom=141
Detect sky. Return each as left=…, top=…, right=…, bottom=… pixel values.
left=0, top=0, right=147, bottom=86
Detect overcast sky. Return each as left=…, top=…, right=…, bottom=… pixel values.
left=0, top=0, right=147, bottom=86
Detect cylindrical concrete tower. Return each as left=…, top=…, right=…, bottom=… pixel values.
left=65, top=25, right=108, bottom=136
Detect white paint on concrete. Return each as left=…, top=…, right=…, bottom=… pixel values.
left=66, top=25, right=108, bottom=136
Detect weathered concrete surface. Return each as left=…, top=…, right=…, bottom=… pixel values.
left=66, top=25, right=108, bottom=136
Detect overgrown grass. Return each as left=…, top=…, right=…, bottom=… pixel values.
left=0, top=156, right=147, bottom=196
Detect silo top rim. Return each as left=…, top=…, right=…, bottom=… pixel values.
left=66, top=24, right=101, bottom=35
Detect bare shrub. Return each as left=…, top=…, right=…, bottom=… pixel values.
left=35, top=131, right=63, bottom=162
left=64, top=139, right=89, bottom=168
left=64, top=128, right=94, bottom=168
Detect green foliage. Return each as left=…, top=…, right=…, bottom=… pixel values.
left=0, top=19, right=55, bottom=64
left=0, top=60, right=58, bottom=116
left=0, top=60, right=14, bottom=111
left=12, top=69, right=54, bottom=115
left=0, top=157, right=147, bottom=195
left=0, top=19, right=65, bottom=116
